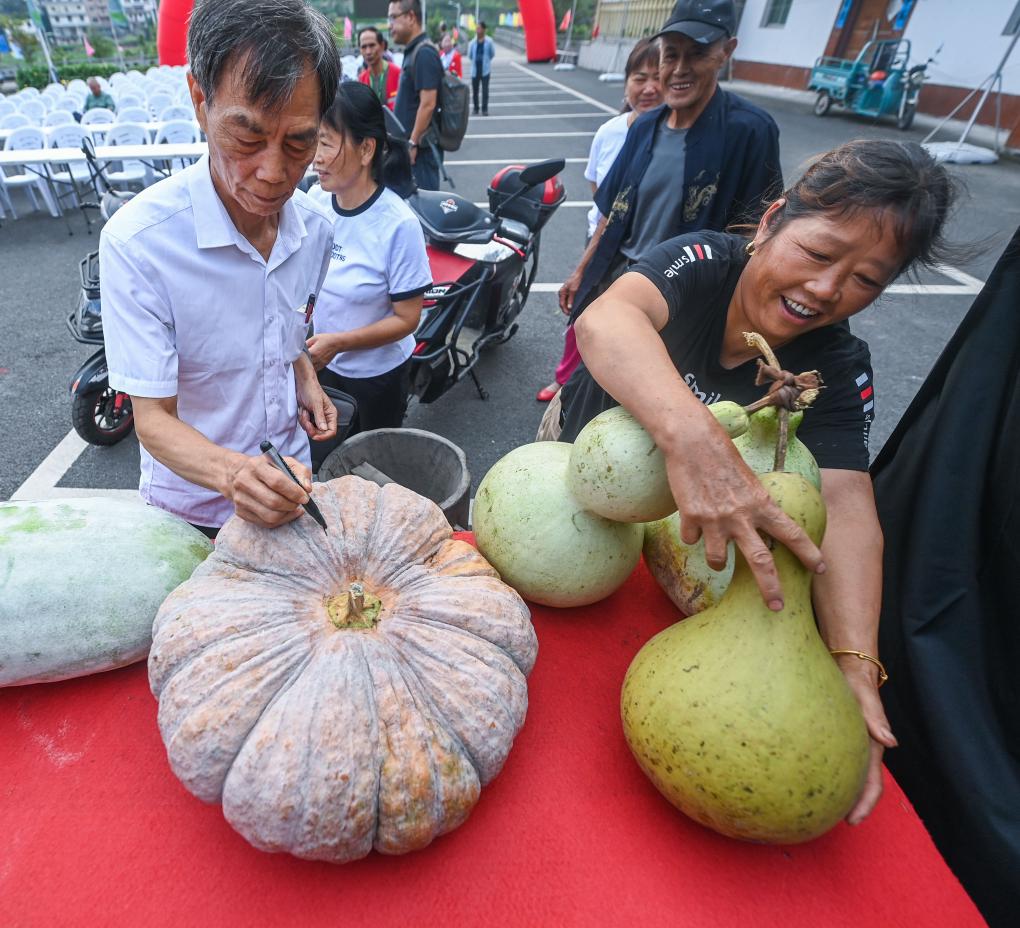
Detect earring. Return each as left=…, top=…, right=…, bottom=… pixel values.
left=745, top=240, right=757, bottom=257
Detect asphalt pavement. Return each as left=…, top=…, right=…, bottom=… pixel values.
left=1, top=46, right=1018, bottom=506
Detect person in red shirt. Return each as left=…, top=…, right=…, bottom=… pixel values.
left=440, top=34, right=462, bottom=78
left=358, top=27, right=400, bottom=110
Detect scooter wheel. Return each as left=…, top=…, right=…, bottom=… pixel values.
left=813, top=91, right=831, bottom=117
left=897, top=101, right=916, bottom=130
left=72, top=387, right=135, bottom=446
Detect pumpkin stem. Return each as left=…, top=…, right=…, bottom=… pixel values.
left=326, top=583, right=382, bottom=630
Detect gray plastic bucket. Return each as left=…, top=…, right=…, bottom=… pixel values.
left=318, top=428, right=471, bottom=530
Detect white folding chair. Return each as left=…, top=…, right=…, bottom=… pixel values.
left=67, top=79, right=89, bottom=97
left=44, top=109, right=74, bottom=127
left=81, top=107, right=116, bottom=144
left=116, top=106, right=150, bottom=125
left=0, top=99, right=15, bottom=119
left=0, top=113, right=30, bottom=130
left=47, top=123, right=93, bottom=207
left=116, top=93, right=144, bottom=110
left=126, top=69, right=145, bottom=83
left=54, top=96, right=80, bottom=114
left=159, top=104, right=194, bottom=122
left=1, top=126, right=59, bottom=217
left=147, top=93, right=175, bottom=119
left=0, top=171, right=16, bottom=219
left=16, top=87, right=40, bottom=98
left=19, top=98, right=45, bottom=122
left=153, top=119, right=201, bottom=173
left=101, top=122, right=152, bottom=190
left=43, top=83, right=64, bottom=98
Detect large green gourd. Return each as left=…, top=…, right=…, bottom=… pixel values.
left=0, top=498, right=212, bottom=686
left=621, top=472, right=869, bottom=843
left=643, top=407, right=820, bottom=616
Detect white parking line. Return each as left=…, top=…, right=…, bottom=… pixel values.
left=509, top=61, right=617, bottom=115
left=465, top=132, right=595, bottom=139
left=487, top=90, right=570, bottom=96
left=936, top=264, right=984, bottom=290
left=477, top=112, right=607, bottom=120
left=446, top=157, right=587, bottom=166
left=486, top=100, right=605, bottom=107
left=10, top=429, right=136, bottom=501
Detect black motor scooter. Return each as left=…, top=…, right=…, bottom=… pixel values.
left=68, top=179, right=137, bottom=445
left=405, top=157, right=566, bottom=402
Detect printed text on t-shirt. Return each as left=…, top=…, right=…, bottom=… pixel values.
left=663, top=242, right=714, bottom=278
left=684, top=372, right=722, bottom=405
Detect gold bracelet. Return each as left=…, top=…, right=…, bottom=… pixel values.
left=829, top=650, right=889, bottom=687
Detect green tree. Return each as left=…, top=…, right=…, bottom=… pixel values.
left=86, top=30, right=116, bottom=59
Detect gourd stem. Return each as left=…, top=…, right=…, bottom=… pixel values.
left=774, top=407, right=790, bottom=473
left=743, top=331, right=779, bottom=368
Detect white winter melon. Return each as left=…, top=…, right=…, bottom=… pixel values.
left=473, top=442, right=643, bottom=607
left=0, top=498, right=213, bottom=686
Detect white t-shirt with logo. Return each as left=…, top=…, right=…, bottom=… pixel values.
left=584, top=112, right=631, bottom=238
left=307, top=184, right=432, bottom=378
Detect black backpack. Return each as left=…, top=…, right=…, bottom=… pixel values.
left=404, top=40, right=471, bottom=153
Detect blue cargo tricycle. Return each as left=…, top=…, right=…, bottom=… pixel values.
left=808, top=38, right=936, bottom=131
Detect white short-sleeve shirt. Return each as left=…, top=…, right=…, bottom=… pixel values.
left=306, top=184, right=431, bottom=378
left=584, top=112, right=631, bottom=238
left=100, top=155, right=334, bottom=528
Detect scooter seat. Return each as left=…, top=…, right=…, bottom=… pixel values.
left=408, top=190, right=496, bottom=246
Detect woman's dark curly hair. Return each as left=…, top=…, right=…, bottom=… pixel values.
left=765, top=139, right=963, bottom=277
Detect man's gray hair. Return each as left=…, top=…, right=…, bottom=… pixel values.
left=188, top=0, right=340, bottom=115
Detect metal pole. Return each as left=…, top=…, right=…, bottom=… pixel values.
left=600, top=0, right=630, bottom=81
left=563, top=0, right=579, bottom=53
left=107, top=11, right=127, bottom=71
left=953, top=29, right=1019, bottom=152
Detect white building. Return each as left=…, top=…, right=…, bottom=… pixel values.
left=583, top=0, right=1020, bottom=148
left=42, top=0, right=90, bottom=43
left=42, top=0, right=156, bottom=44
left=121, top=0, right=158, bottom=30
left=732, top=0, right=1019, bottom=148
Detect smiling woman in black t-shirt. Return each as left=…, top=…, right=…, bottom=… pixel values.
left=559, top=139, right=961, bottom=829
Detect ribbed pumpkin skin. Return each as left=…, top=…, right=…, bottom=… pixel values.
left=149, top=476, right=537, bottom=863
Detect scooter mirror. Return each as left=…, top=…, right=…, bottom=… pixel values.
left=518, top=159, right=565, bottom=188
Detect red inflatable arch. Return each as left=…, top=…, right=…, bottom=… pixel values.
left=156, top=0, right=190, bottom=66
left=518, top=0, right=557, bottom=63
left=158, top=0, right=560, bottom=67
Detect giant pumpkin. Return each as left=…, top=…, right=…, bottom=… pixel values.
left=149, top=476, right=537, bottom=863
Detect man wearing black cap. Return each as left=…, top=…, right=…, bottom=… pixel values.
left=559, top=0, right=781, bottom=320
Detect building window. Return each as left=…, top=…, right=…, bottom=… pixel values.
left=1005, top=1, right=1020, bottom=35
left=761, top=0, right=793, bottom=27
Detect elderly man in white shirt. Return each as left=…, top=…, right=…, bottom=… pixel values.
left=100, top=0, right=341, bottom=534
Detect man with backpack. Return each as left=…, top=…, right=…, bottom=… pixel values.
left=388, top=0, right=444, bottom=189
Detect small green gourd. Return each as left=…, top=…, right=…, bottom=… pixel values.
left=643, top=407, right=818, bottom=616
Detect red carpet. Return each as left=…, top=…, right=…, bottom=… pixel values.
left=0, top=542, right=984, bottom=927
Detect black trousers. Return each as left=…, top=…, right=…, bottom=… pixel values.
left=317, top=358, right=410, bottom=434
left=472, top=74, right=490, bottom=114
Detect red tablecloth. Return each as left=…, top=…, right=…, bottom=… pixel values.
left=0, top=545, right=984, bottom=927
